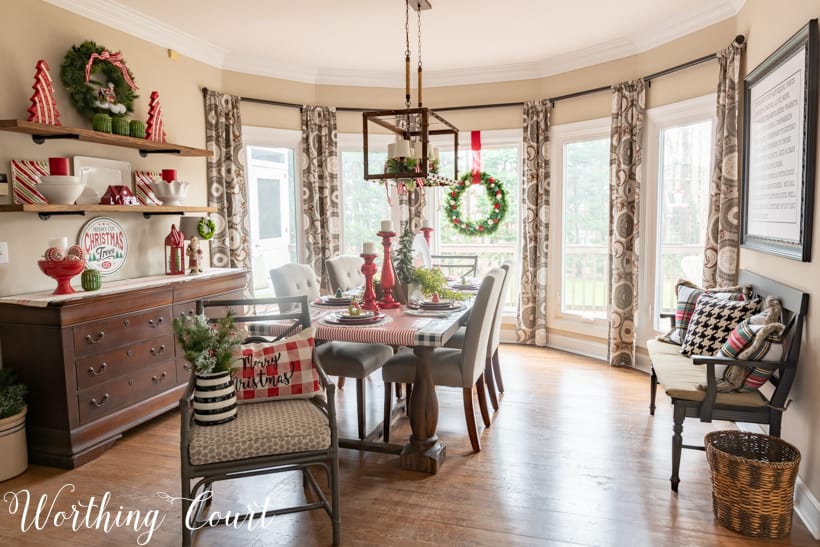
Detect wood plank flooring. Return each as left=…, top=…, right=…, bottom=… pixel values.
left=0, top=345, right=815, bottom=546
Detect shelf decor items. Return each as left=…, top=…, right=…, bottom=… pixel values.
left=27, top=60, right=61, bottom=126
left=165, top=224, right=185, bottom=275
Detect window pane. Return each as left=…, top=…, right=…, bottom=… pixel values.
left=257, top=178, right=282, bottom=239
left=657, top=121, right=712, bottom=314
left=562, top=138, right=609, bottom=318
left=341, top=150, right=389, bottom=255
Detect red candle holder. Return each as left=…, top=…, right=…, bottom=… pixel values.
left=359, top=253, right=380, bottom=312
left=377, top=230, right=401, bottom=309
left=420, top=226, right=434, bottom=248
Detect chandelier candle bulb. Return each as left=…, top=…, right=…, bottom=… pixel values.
left=362, top=241, right=376, bottom=255
left=380, top=220, right=393, bottom=233
left=395, top=139, right=411, bottom=158
left=413, top=141, right=423, bottom=158
left=387, top=143, right=397, bottom=159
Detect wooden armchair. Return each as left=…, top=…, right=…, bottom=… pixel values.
left=648, top=271, right=808, bottom=491
left=431, top=254, right=479, bottom=278
left=179, top=295, right=340, bottom=545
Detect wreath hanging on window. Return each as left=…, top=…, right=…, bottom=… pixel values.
left=60, top=40, right=139, bottom=120
left=445, top=171, right=508, bottom=236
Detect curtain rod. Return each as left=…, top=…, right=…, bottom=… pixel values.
left=208, top=35, right=744, bottom=113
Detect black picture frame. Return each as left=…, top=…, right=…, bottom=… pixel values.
left=741, top=18, right=818, bottom=261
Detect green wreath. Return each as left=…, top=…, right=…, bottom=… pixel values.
left=445, top=171, right=508, bottom=236
left=61, top=40, right=138, bottom=120
left=198, top=217, right=216, bottom=240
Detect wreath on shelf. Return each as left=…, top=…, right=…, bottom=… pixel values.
left=198, top=217, right=216, bottom=240
left=60, top=40, right=139, bottom=120
left=445, top=171, right=508, bottom=236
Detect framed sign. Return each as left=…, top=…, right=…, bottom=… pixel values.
left=741, top=18, right=818, bottom=261
left=78, top=217, right=128, bottom=275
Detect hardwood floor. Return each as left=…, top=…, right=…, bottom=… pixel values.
left=0, top=345, right=814, bottom=546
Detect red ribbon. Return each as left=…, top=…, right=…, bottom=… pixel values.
left=471, top=131, right=482, bottom=184
left=85, top=51, right=139, bottom=91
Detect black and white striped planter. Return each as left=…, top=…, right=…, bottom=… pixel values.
left=193, top=371, right=237, bottom=426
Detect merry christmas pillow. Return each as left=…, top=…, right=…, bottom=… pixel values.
left=231, top=327, right=321, bottom=402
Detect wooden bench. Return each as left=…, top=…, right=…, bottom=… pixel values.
left=647, top=270, right=808, bottom=491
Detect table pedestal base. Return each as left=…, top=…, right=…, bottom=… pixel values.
left=401, top=437, right=446, bottom=474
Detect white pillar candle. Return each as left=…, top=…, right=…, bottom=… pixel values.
left=421, top=218, right=432, bottom=229
left=431, top=147, right=439, bottom=161
left=387, top=142, right=396, bottom=159
left=362, top=241, right=376, bottom=254
left=48, top=236, right=68, bottom=252
left=413, top=141, right=423, bottom=159
left=380, top=220, right=393, bottom=232
left=395, top=139, right=411, bottom=158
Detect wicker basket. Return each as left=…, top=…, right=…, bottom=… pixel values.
left=705, top=431, right=800, bottom=539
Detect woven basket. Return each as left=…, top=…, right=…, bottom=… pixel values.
left=705, top=431, right=800, bottom=539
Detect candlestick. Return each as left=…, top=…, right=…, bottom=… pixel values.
left=376, top=230, right=400, bottom=309
left=420, top=226, right=434, bottom=248
left=362, top=241, right=376, bottom=255
left=359, top=253, right=380, bottom=312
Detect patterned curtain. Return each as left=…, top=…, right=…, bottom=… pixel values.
left=204, top=90, right=250, bottom=275
left=608, top=79, right=645, bottom=368
left=516, top=99, right=552, bottom=346
left=703, top=38, right=745, bottom=287
left=301, top=105, right=340, bottom=293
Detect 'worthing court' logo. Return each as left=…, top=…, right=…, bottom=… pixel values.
left=78, top=216, right=128, bottom=275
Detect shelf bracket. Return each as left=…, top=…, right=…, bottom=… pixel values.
left=32, top=134, right=80, bottom=145
left=143, top=210, right=185, bottom=219
left=38, top=210, right=87, bottom=221
left=139, top=149, right=183, bottom=158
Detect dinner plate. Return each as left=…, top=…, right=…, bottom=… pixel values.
left=73, top=156, right=132, bottom=197
left=324, top=311, right=385, bottom=325
left=313, top=296, right=353, bottom=307
left=450, top=283, right=480, bottom=291
left=420, top=301, right=461, bottom=310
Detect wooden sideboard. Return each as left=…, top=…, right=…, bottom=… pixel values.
left=0, top=268, right=247, bottom=468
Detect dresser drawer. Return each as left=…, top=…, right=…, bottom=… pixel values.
left=77, top=360, right=177, bottom=424
left=75, top=334, right=174, bottom=390
left=73, top=306, right=172, bottom=357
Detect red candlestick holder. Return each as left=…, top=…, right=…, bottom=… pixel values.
left=377, top=230, right=401, bottom=309
left=359, top=253, right=380, bottom=312
left=420, top=226, right=434, bottom=247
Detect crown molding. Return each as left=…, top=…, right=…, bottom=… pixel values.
left=43, top=0, right=745, bottom=88
left=42, top=0, right=228, bottom=67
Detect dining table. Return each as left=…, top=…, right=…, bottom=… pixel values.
left=249, top=298, right=473, bottom=474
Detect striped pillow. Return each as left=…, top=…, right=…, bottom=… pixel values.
left=719, top=320, right=785, bottom=392
left=659, top=280, right=752, bottom=345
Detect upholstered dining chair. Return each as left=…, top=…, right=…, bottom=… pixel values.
left=381, top=267, right=505, bottom=452
left=326, top=255, right=365, bottom=293
left=180, top=295, right=339, bottom=546
left=445, top=261, right=511, bottom=410
left=270, top=263, right=393, bottom=439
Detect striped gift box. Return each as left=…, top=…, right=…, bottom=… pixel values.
left=133, top=170, right=162, bottom=205
left=10, top=159, right=48, bottom=204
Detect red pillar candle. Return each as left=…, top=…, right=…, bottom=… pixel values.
left=48, top=157, right=69, bottom=176
left=161, top=169, right=177, bottom=182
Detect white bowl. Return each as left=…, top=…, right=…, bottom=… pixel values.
left=39, top=175, right=82, bottom=185
left=38, top=182, right=86, bottom=204
left=149, top=180, right=190, bottom=206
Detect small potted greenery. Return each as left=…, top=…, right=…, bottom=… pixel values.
left=393, top=226, right=418, bottom=304
left=0, top=368, right=28, bottom=480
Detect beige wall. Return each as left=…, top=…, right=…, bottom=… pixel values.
left=736, top=0, right=820, bottom=501
left=2, top=0, right=817, bottom=510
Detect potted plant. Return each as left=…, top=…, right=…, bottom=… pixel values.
left=393, top=226, right=419, bottom=304
left=0, top=368, right=28, bottom=480
left=173, top=313, right=242, bottom=426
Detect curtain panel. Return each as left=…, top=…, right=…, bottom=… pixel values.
left=608, top=80, right=645, bottom=368
left=516, top=99, right=552, bottom=346
left=204, top=90, right=250, bottom=276
left=703, top=38, right=745, bottom=287
left=301, top=105, right=341, bottom=294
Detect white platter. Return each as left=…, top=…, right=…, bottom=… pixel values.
left=72, top=156, right=132, bottom=198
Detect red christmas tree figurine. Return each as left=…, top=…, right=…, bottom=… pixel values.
left=145, top=91, right=166, bottom=142
left=27, top=59, right=61, bottom=126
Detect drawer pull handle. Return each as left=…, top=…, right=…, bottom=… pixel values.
left=87, top=363, right=107, bottom=376
left=127, top=350, right=133, bottom=357
left=90, top=394, right=109, bottom=407
left=85, top=331, right=105, bottom=344
left=148, top=317, right=165, bottom=328
left=150, top=345, right=166, bottom=356
left=152, top=372, right=167, bottom=384
left=124, top=319, right=130, bottom=327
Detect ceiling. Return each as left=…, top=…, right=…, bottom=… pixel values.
left=46, top=0, right=745, bottom=87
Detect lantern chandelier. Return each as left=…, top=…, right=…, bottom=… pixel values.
left=362, top=0, right=459, bottom=190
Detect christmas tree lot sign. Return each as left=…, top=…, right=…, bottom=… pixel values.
left=78, top=217, right=128, bottom=275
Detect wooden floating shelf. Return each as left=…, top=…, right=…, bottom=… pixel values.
left=0, top=120, right=211, bottom=157
left=0, top=203, right=217, bottom=220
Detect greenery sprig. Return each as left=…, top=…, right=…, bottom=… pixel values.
left=0, top=368, right=27, bottom=419
left=394, top=225, right=417, bottom=286
left=173, top=313, right=242, bottom=375
left=445, top=171, right=508, bottom=236
left=413, top=266, right=468, bottom=301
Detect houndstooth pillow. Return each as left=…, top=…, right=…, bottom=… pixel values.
left=680, top=295, right=760, bottom=357
left=658, top=280, right=752, bottom=345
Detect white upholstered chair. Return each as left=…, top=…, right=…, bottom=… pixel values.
left=381, top=267, right=505, bottom=451
left=326, top=255, right=365, bottom=293
left=270, top=263, right=393, bottom=439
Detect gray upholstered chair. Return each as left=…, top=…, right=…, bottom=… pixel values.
left=445, top=261, right=511, bottom=410
left=326, top=255, right=365, bottom=293
left=180, top=295, right=339, bottom=546
left=270, top=263, right=393, bottom=439
left=381, top=267, right=504, bottom=451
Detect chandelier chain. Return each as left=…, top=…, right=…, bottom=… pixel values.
left=417, top=3, right=422, bottom=69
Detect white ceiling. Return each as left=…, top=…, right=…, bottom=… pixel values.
left=45, top=0, right=745, bottom=87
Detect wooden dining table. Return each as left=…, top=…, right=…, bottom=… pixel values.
left=249, top=301, right=472, bottom=474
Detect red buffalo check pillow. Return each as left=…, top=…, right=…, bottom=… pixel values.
left=231, top=327, right=320, bottom=402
